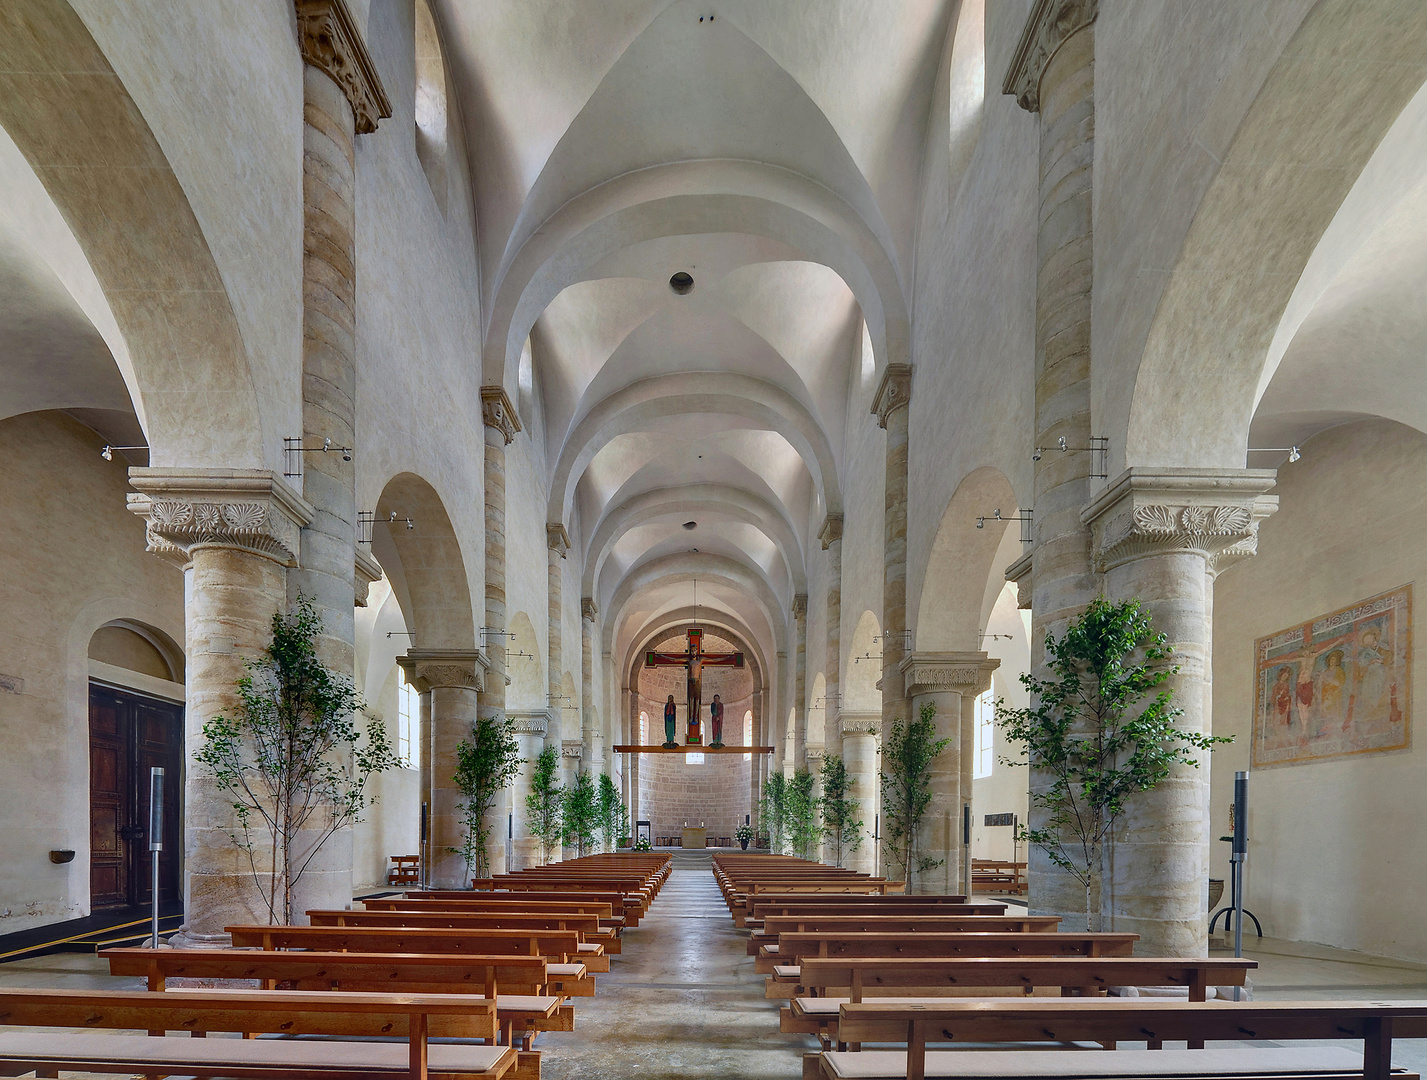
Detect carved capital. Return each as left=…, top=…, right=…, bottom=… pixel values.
left=581, top=597, right=598, bottom=622
left=818, top=513, right=844, bottom=550
left=354, top=546, right=382, bottom=607
left=838, top=711, right=881, bottom=739
left=1004, top=551, right=1034, bottom=611
left=507, top=711, right=550, bottom=738
left=294, top=0, right=392, bottom=134
left=401, top=649, right=488, bottom=692
left=872, top=363, right=913, bottom=429
left=561, top=741, right=584, bottom=759
left=546, top=523, right=571, bottom=558
left=1082, top=468, right=1279, bottom=573
left=128, top=469, right=313, bottom=569
left=480, top=386, right=521, bottom=444
left=791, top=594, right=808, bottom=621
left=899, top=651, right=1000, bottom=698
left=1002, top=0, right=1098, bottom=112
left=805, top=747, right=827, bottom=766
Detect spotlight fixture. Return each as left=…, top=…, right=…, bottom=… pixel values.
left=100, top=445, right=147, bottom=461
left=974, top=508, right=1034, bottom=544
left=1247, top=445, right=1302, bottom=463
left=669, top=271, right=694, bottom=295
left=1031, top=435, right=1108, bottom=478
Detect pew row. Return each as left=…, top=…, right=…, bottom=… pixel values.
left=750, top=915, right=1059, bottom=960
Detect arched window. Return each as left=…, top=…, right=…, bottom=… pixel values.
left=638, top=711, right=648, bottom=744
left=413, top=0, right=448, bottom=211
left=973, top=689, right=993, bottom=779
left=743, top=710, right=753, bottom=761
left=398, top=677, right=420, bottom=768
left=517, top=335, right=535, bottom=428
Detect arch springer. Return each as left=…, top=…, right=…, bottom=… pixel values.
left=873, top=363, right=913, bottom=428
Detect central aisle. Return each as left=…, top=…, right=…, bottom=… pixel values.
left=540, top=851, right=814, bottom=1078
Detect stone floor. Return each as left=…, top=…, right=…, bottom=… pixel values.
left=0, top=853, right=1424, bottom=1077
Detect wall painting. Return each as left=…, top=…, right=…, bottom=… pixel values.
left=1253, top=585, right=1412, bottom=768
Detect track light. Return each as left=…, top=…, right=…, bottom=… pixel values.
left=100, top=445, right=147, bottom=461
left=1247, top=446, right=1302, bottom=463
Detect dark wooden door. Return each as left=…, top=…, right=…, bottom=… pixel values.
left=89, top=685, right=183, bottom=910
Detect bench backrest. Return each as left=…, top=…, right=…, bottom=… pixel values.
left=226, top=924, right=581, bottom=960
left=776, top=931, right=1139, bottom=965
left=762, top=915, right=1061, bottom=934
left=313, top=909, right=600, bottom=934
left=367, top=898, right=614, bottom=918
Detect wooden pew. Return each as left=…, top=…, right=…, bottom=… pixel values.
left=817, top=999, right=1427, bottom=1080
left=412, top=890, right=642, bottom=927
left=764, top=932, right=1140, bottom=985
left=0, top=986, right=515, bottom=1080
left=754, top=916, right=1065, bottom=971
left=312, top=907, right=621, bottom=956
left=228, top=923, right=608, bottom=973
left=780, top=956, right=1256, bottom=1045
left=971, top=858, right=1027, bottom=895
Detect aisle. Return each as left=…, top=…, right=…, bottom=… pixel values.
left=539, top=851, right=814, bottom=1078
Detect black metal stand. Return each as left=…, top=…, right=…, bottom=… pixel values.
left=1209, top=856, right=1262, bottom=938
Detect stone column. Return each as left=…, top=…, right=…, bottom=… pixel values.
left=581, top=598, right=602, bottom=775
left=820, top=512, right=844, bottom=735
left=750, top=686, right=764, bottom=828
left=396, top=655, right=433, bottom=882
left=1082, top=469, right=1276, bottom=956
left=899, top=653, right=999, bottom=894
left=792, top=594, right=809, bottom=769
left=838, top=712, right=880, bottom=876
left=129, top=470, right=312, bottom=942
left=560, top=742, right=583, bottom=858
left=872, top=366, right=912, bottom=736
left=507, top=711, right=549, bottom=870
left=546, top=525, right=569, bottom=748
left=959, top=663, right=997, bottom=895
left=806, top=747, right=826, bottom=864
left=626, top=686, right=641, bottom=830
left=1004, top=0, right=1100, bottom=924
left=405, top=650, right=486, bottom=888
left=480, top=388, right=520, bottom=877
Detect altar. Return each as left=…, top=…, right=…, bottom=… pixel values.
left=681, top=827, right=707, bottom=849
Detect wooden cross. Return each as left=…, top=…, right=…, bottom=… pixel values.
left=645, top=627, right=743, bottom=744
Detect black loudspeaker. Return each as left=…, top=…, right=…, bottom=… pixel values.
left=420, top=802, right=429, bottom=844
left=962, top=803, right=972, bottom=845
left=1232, top=771, right=1249, bottom=857
left=148, top=767, right=165, bottom=852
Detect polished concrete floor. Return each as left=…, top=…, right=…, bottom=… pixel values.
left=1, top=853, right=1425, bottom=1077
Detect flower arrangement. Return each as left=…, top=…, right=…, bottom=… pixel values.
left=633, top=836, right=652, bottom=852
left=734, top=823, right=754, bottom=843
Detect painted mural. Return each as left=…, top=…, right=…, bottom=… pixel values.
left=1253, top=585, right=1412, bottom=767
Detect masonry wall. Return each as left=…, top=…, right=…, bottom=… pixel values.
left=1212, top=419, right=1427, bottom=962
left=637, top=754, right=753, bottom=844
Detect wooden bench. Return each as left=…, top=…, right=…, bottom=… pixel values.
left=765, top=932, right=1140, bottom=986
left=814, top=999, right=1427, bottom=1080
left=413, top=890, right=641, bottom=927
left=0, top=986, right=515, bottom=1080
left=369, top=896, right=621, bottom=931
left=387, top=854, right=422, bottom=886
left=780, top=956, right=1256, bottom=1046
left=314, top=907, right=621, bottom=955
left=743, top=894, right=979, bottom=927
left=750, top=913, right=1050, bottom=958
left=971, top=858, right=1027, bottom=895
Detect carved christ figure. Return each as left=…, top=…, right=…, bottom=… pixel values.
left=644, top=628, right=744, bottom=746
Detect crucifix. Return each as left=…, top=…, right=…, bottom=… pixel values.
left=645, top=627, right=744, bottom=746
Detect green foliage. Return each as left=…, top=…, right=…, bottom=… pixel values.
left=196, top=595, right=399, bottom=924
left=880, top=701, right=952, bottom=887
left=997, top=596, right=1229, bottom=929
left=633, top=835, right=652, bottom=852
left=596, top=773, right=629, bottom=852
left=561, top=771, right=599, bottom=857
left=818, top=753, right=863, bottom=868
left=759, top=772, right=788, bottom=853
left=451, top=715, right=522, bottom=878
left=785, top=768, right=820, bottom=859
left=734, top=822, right=754, bottom=845
left=525, top=746, right=563, bottom=863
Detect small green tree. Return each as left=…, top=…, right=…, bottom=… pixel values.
left=880, top=701, right=952, bottom=887
left=451, top=716, right=522, bottom=878
left=525, top=746, right=563, bottom=863
left=759, top=772, right=788, bottom=853
left=819, top=753, right=863, bottom=867
left=196, top=596, right=399, bottom=924
left=561, top=771, right=599, bottom=857
left=997, top=596, right=1228, bottom=930
left=785, top=768, right=820, bottom=859
left=596, top=772, right=629, bottom=852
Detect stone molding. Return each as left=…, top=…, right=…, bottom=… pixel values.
left=838, top=711, right=880, bottom=738
left=581, top=597, right=598, bottom=622
left=872, top=363, right=913, bottom=429
left=480, top=386, right=521, bottom=444
left=1004, top=550, right=1034, bottom=611
left=1002, top=0, right=1099, bottom=112
left=899, top=651, right=1000, bottom=698
left=561, top=741, right=583, bottom=759
left=546, top=523, right=570, bottom=557
left=128, top=468, right=314, bottom=569
left=791, top=594, right=808, bottom=619
left=399, top=648, right=488, bottom=692
left=805, top=747, right=827, bottom=765
left=294, top=0, right=392, bottom=134
left=1081, top=468, right=1279, bottom=574
left=354, top=546, right=382, bottom=607
left=818, top=513, right=844, bottom=550
left=506, top=710, right=550, bottom=737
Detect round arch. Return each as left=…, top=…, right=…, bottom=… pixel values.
left=844, top=610, right=882, bottom=713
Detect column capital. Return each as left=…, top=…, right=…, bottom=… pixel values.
left=507, top=710, right=550, bottom=737
left=838, top=711, right=881, bottom=738
left=128, top=468, right=313, bottom=569
left=818, top=513, right=844, bottom=549
left=805, top=747, right=827, bottom=766
left=561, top=741, right=584, bottom=759
left=1002, top=0, right=1099, bottom=112
left=398, top=648, right=488, bottom=692
left=1081, top=468, right=1279, bottom=574
left=546, top=523, right=571, bottom=557
left=354, top=547, right=382, bottom=607
left=581, top=597, right=598, bottom=621
left=791, top=594, right=808, bottom=620
left=480, top=386, right=522, bottom=444
left=294, top=0, right=392, bottom=133
left=1004, top=551, right=1034, bottom=611
left=899, top=651, right=1000, bottom=698
left=872, top=363, right=913, bottom=428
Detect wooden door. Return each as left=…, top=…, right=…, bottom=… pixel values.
left=89, top=685, right=183, bottom=910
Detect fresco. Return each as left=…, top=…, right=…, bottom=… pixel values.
left=1253, top=585, right=1412, bottom=767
